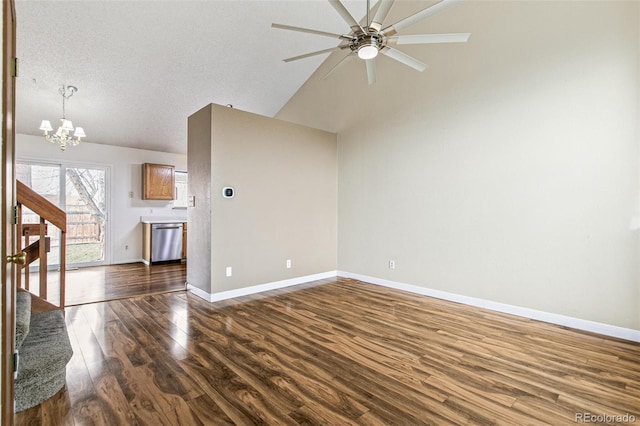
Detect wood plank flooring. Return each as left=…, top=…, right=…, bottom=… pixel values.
left=32, top=262, right=186, bottom=306
left=16, top=277, right=640, bottom=425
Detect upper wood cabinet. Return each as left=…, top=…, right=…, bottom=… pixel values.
left=142, top=163, right=175, bottom=200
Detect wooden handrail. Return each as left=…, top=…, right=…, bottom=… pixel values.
left=16, top=179, right=67, bottom=310
left=17, top=180, right=66, bottom=232
left=22, top=237, right=50, bottom=266
left=23, top=223, right=48, bottom=236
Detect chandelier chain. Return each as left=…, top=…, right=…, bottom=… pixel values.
left=58, top=85, right=77, bottom=119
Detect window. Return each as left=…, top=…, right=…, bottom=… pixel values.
left=17, top=161, right=109, bottom=267
left=174, top=171, right=188, bottom=209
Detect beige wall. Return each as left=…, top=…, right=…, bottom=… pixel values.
left=278, top=1, right=640, bottom=329
left=188, top=104, right=337, bottom=295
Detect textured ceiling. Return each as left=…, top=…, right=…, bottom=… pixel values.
left=15, top=0, right=379, bottom=155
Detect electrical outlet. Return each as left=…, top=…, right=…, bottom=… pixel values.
left=125, top=245, right=129, bottom=250
left=286, top=259, right=292, bottom=269
left=389, top=260, right=396, bottom=270
left=226, top=266, right=232, bottom=277
left=128, top=191, right=134, bottom=199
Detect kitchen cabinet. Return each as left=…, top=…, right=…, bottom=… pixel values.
left=142, top=223, right=151, bottom=263
left=142, top=163, right=175, bottom=200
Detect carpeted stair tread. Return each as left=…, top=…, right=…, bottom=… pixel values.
left=15, top=291, right=31, bottom=350
left=14, top=290, right=73, bottom=412
left=17, top=310, right=73, bottom=388
left=17, top=371, right=67, bottom=412
left=15, top=309, right=73, bottom=412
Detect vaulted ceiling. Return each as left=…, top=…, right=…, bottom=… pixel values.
left=16, top=0, right=385, bottom=154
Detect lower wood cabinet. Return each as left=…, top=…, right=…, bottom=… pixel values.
left=142, top=223, right=151, bottom=263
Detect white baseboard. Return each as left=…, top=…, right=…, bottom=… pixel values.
left=186, top=283, right=212, bottom=301
left=338, top=271, right=640, bottom=343
left=109, top=258, right=146, bottom=265
left=187, top=271, right=338, bottom=303
left=187, top=269, right=640, bottom=342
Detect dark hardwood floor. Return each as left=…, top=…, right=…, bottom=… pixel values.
left=16, top=276, right=640, bottom=425
left=28, top=262, right=187, bottom=306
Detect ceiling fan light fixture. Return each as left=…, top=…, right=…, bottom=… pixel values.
left=358, top=43, right=378, bottom=60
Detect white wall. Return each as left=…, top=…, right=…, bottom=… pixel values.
left=278, top=1, right=640, bottom=330
left=16, top=133, right=187, bottom=264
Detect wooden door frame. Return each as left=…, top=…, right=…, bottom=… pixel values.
left=1, top=0, right=17, bottom=424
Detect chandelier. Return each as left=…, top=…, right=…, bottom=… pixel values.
left=39, top=85, right=86, bottom=151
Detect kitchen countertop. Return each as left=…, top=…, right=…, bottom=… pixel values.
left=140, top=216, right=187, bottom=224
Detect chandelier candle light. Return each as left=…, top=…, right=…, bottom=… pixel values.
left=39, top=84, right=86, bottom=151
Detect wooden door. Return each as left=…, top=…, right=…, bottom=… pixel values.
left=1, top=0, right=17, bottom=424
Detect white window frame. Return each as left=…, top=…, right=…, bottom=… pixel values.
left=17, top=157, right=112, bottom=268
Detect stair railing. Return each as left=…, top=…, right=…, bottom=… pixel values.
left=16, top=180, right=67, bottom=310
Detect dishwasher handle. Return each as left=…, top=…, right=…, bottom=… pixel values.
left=152, top=223, right=183, bottom=230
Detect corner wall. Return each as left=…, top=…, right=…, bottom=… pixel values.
left=188, top=104, right=337, bottom=296
left=186, top=105, right=213, bottom=293
left=278, top=1, right=640, bottom=330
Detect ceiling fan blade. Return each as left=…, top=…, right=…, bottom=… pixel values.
left=322, top=52, right=355, bottom=80
left=382, top=0, right=464, bottom=36
left=365, top=59, right=376, bottom=85
left=328, top=0, right=364, bottom=33
left=370, top=0, right=395, bottom=32
left=283, top=46, right=347, bottom=63
left=272, top=23, right=351, bottom=41
left=387, top=33, right=470, bottom=45
left=380, top=47, right=427, bottom=72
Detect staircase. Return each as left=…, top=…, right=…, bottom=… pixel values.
left=16, top=180, right=67, bottom=308
left=14, top=180, right=73, bottom=412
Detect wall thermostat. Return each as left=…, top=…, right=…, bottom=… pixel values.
left=222, top=187, right=234, bottom=198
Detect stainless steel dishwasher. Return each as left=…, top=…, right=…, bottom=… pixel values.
left=151, top=223, right=183, bottom=263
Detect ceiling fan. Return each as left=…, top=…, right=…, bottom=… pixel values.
left=272, top=0, right=470, bottom=84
